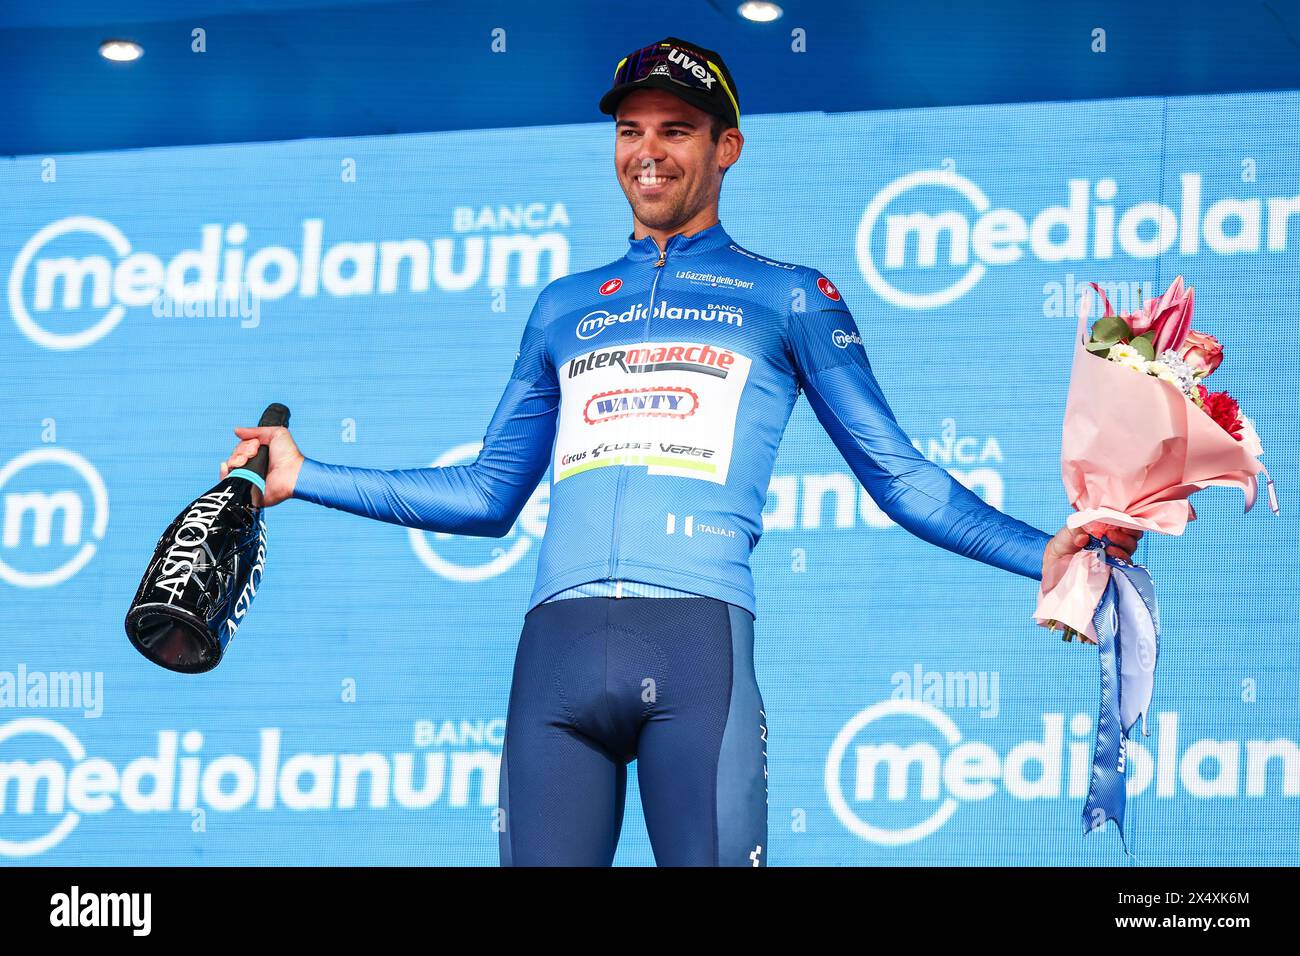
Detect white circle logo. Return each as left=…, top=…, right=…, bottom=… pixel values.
left=855, top=170, right=991, bottom=311
left=824, top=699, right=963, bottom=846
left=8, top=216, right=134, bottom=350
left=0, top=448, right=109, bottom=588
left=0, top=719, right=85, bottom=858
left=407, top=443, right=539, bottom=583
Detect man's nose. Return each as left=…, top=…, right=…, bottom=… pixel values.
left=634, top=131, right=667, bottom=162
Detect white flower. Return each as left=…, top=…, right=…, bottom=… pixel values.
left=1158, top=348, right=1190, bottom=371
left=1147, top=360, right=1182, bottom=389
left=1107, top=343, right=1149, bottom=373
left=1157, top=349, right=1198, bottom=391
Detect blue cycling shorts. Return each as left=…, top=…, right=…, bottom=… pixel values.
left=498, top=595, right=769, bottom=866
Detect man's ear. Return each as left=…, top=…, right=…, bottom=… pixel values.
left=717, top=129, right=743, bottom=179
left=721, top=128, right=744, bottom=167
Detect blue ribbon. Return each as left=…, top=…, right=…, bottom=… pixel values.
left=1080, top=534, right=1161, bottom=854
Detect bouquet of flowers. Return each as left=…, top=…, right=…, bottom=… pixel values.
left=1032, top=276, right=1279, bottom=849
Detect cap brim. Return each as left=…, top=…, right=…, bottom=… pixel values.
left=599, top=76, right=731, bottom=126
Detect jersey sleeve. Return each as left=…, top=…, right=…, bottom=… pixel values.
left=291, top=287, right=561, bottom=537
left=784, top=269, right=1052, bottom=580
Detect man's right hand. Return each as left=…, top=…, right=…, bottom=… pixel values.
left=220, top=425, right=305, bottom=507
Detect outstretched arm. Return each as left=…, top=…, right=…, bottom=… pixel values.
left=785, top=270, right=1053, bottom=580
left=289, top=290, right=560, bottom=538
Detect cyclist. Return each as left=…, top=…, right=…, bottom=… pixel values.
left=221, top=36, right=1141, bottom=866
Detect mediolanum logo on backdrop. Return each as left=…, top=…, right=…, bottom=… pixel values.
left=824, top=700, right=1300, bottom=847
left=0, top=448, right=108, bottom=588
left=856, top=171, right=1300, bottom=309
left=6, top=205, right=571, bottom=350
left=0, top=717, right=503, bottom=858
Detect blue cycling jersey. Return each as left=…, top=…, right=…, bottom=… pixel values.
left=292, top=220, right=1052, bottom=616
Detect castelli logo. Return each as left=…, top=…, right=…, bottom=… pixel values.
left=599, top=277, right=623, bottom=296
left=816, top=276, right=841, bottom=301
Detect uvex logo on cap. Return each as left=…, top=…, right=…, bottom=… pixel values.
left=599, top=278, right=623, bottom=296
left=666, top=46, right=717, bottom=89
left=817, top=277, right=841, bottom=301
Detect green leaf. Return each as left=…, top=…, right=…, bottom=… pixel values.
left=1091, top=315, right=1133, bottom=345
left=1130, top=333, right=1156, bottom=361
left=1085, top=341, right=1112, bottom=357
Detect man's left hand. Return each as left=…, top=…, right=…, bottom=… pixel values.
left=1042, top=521, right=1144, bottom=592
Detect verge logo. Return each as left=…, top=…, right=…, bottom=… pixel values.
left=0, top=449, right=108, bottom=588
left=824, top=700, right=1300, bottom=847
left=855, top=170, right=1300, bottom=310
left=407, top=443, right=547, bottom=583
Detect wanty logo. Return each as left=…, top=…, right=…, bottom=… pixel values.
left=8, top=209, right=570, bottom=350
left=0, top=449, right=108, bottom=588
left=0, top=717, right=502, bottom=858
left=825, top=700, right=1300, bottom=846
left=583, top=387, right=699, bottom=424
left=855, top=171, right=1300, bottom=309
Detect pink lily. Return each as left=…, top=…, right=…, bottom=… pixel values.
left=1146, top=276, right=1195, bottom=354
left=1125, top=276, right=1181, bottom=337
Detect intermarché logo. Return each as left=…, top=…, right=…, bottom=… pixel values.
left=855, top=170, right=1300, bottom=309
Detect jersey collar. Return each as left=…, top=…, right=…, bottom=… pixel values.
left=625, top=221, right=733, bottom=262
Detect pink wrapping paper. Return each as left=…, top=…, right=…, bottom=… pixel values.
left=1032, top=287, right=1274, bottom=642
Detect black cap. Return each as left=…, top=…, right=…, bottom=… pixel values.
left=599, top=36, right=740, bottom=129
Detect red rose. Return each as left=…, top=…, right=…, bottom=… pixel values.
left=1199, top=385, right=1244, bottom=440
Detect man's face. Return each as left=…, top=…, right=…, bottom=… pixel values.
left=614, top=88, right=733, bottom=230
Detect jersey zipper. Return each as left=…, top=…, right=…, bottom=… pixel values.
left=608, top=238, right=668, bottom=584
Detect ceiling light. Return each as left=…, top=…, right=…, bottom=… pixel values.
left=738, top=2, right=782, bottom=22
left=99, top=39, right=144, bottom=63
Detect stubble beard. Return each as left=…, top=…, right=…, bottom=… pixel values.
left=624, top=174, right=695, bottom=232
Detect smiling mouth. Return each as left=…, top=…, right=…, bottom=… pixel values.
left=635, top=173, right=676, bottom=189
